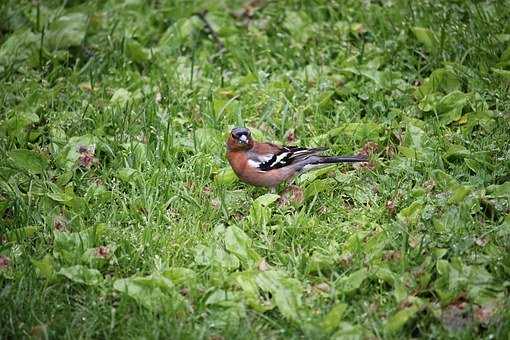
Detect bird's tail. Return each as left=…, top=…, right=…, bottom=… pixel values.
left=316, top=155, right=368, bottom=164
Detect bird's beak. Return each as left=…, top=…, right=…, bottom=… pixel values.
left=239, top=135, right=248, bottom=144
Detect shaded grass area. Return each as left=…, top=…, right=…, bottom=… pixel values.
left=1, top=0, right=509, bottom=338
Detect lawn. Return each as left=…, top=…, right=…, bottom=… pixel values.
left=1, top=0, right=509, bottom=338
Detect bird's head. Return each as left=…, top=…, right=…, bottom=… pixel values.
left=227, top=127, right=254, bottom=151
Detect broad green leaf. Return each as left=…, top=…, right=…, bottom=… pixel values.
left=233, top=271, right=259, bottom=299
left=205, top=289, right=241, bottom=306
left=448, top=185, right=472, bottom=204
left=437, top=91, right=467, bottom=112
left=113, top=274, right=186, bottom=312
left=431, top=169, right=459, bottom=189
left=308, top=250, right=337, bottom=272
left=337, top=268, right=368, bottom=293
left=445, top=145, right=470, bottom=161
left=254, top=194, right=280, bottom=207
left=321, top=303, right=348, bottom=333
left=415, top=68, right=460, bottom=98
left=0, top=29, right=40, bottom=70
left=464, top=110, right=495, bottom=134
left=194, top=128, right=222, bottom=151
left=313, top=123, right=382, bottom=144
left=373, top=266, right=397, bottom=286
left=393, top=281, right=409, bottom=303
left=53, top=224, right=106, bottom=263
left=342, top=231, right=369, bottom=252
left=110, top=88, right=131, bottom=106
left=46, top=13, right=87, bottom=50
left=126, top=39, right=151, bottom=63
left=249, top=200, right=273, bottom=226
left=81, top=245, right=115, bottom=269
left=432, top=206, right=464, bottom=234
left=158, top=16, right=202, bottom=51
left=304, top=178, right=336, bottom=199
left=233, top=271, right=274, bottom=312
left=224, top=226, right=261, bottom=267
left=297, top=165, right=336, bottom=184
left=432, top=248, right=448, bottom=259
left=121, top=141, right=147, bottom=163
left=363, top=232, right=388, bottom=262
left=435, top=91, right=469, bottom=125
left=193, top=244, right=240, bottom=270
left=162, top=267, right=196, bottom=286
left=2, top=112, right=39, bottom=142
left=32, top=254, right=55, bottom=280
left=47, top=185, right=85, bottom=211
left=412, top=27, right=438, bottom=52
left=497, top=45, right=510, bottom=67
left=255, top=270, right=303, bottom=320
left=283, top=11, right=310, bottom=43
left=405, top=124, right=426, bottom=148
left=59, top=265, right=102, bottom=285
left=434, top=258, right=494, bottom=303
left=486, top=182, right=510, bottom=198
left=385, top=305, right=420, bottom=333
left=318, top=90, right=335, bottom=111
left=397, top=201, right=423, bottom=225
left=47, top=190, right=74, bottom=203
left=331, top=322, right=365, bottom=340
left=7, top=149, right=48, bottom=174
left=464, top=158, right=483, bottom=173
left=57, top=135, right=98, bottom=170
left=215, top=167, right=238, bottom=186
left=6, top=226, right=40, bottom=242
left=117, top=168, right=139, bottom=183
left=491, top=68, right=510, bottom=80
left=203, top=289, right=247, bottom=328
left=436, top=259, right=450, bottom=276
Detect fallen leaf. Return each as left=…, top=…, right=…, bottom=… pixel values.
left=95, top=246, right=110, bottom=258
left=386, top=200, right=396, bottom=215
left=474, top=238, right=487, bottom=247
left=312, top=282, right=331, bottom=293
left=338, top=253, right=353, bottom=268
left=474, top=304, right=495, bottom=325
left=257, top=258, right=270, bottom=272
left=358, top=141, right=379, bottom=157
left=78, top=82, right=93, bottom=92
left=383, top=250, right=402, bottom=261
left=285, top=129, right=296, bottom=143
left=210, top=198, right=220, bottom=210
left=441, top=303, right=472, bottom=332
left=0, top=255, right=10, bottom=269
left=278, top=185, right=304, bottom=206
left=30, top=324, right=48, bottom=340
left=53, top=215, right=68, bottom=231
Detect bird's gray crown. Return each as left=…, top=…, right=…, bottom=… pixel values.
left=231, top=127, right=251, bottom=138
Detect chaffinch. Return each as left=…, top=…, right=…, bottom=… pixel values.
left=226, top=127, right=367, bottom=188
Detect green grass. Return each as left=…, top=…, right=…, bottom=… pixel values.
left=1, top=0, right=509, bottom=338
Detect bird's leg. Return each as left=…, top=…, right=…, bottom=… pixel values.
left=270, top=187, right=276, bottom=194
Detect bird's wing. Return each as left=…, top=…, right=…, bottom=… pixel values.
left=247, top=143, right=327, bottom=172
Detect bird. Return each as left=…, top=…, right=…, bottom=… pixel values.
left=226, top=127, right=367, bottom=188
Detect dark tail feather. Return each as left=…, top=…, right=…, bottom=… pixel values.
left=317, top=155, right=368, bottom=164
